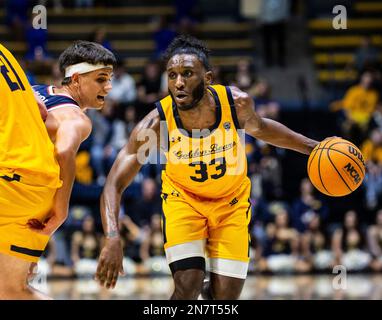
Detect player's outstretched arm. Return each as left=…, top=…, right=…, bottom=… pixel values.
left=28, top=108, right=92, bottom=235
left=96, top=109, right=161, bottom=289
left=231, top=86, right=319, bottom=155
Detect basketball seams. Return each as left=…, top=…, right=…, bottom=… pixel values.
left=326, top=148, right=353, bottom=193
left=312, top=147, right=365, bottom=175
left=318, top=140, right=332, bottom=195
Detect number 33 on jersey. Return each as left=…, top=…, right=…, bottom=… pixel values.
left=156, top=85, right=248, bottom=198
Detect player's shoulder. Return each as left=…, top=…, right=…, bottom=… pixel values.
left=34, top=85, right=80, bottom=110
left=62, top=108, right=92, bottom=141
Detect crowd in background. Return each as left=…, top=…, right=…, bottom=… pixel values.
left=2, top=0, right=382, bottom=278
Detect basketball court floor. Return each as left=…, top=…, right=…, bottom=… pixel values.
left=35, top=274, right=382, bottom=300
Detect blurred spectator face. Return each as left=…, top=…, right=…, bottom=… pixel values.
left=344, top=210, right=358, bottom=228
left=82, top=215, right=95, bottom=233
left=125, top=106, right=136, bottom=122
left=236, top=60, right=253, bottom=90
left=178, top=17, right=194, bottom=34
left=256, top=105, right=267, bottom=117
left=145, top=62, right=160, bottom=80
left=370, top=129, right=382, bottom=145
left=101, top=98, right=114, bottom=117
left=275, top=209, right=289, bottom=228
left=237, top=59, right=250, bottom=72
left=267, top=102, right=280, bottom=119
left=142, top=178, right=157, bottom=200
left=34, top=46, right=45, bottom=61
left=300, top=178, right=314, bottom=195
left=254, top=81, right=270, bottom=98
left=95, top=27, right=107, bottom=43
left=360, top=72, right=373, bottom=89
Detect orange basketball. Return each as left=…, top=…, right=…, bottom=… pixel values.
left=307, top=137, right=366, bottom=197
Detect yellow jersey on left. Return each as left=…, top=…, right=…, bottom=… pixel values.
left=0, top=43, right=61, bottom=188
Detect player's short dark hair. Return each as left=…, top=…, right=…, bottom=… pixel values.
left=59, top=40, right=116, bottom=85
left=163, top=35, right=211, bottom=71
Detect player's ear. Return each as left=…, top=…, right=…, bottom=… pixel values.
left=71, top=73, right=80, bottom=87
left=205, top=70, right=213, bottom=85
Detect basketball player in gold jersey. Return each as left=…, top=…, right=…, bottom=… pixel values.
left=96, top=35, right=319, bottom=299
left=0, top=41, right=115, bottom=299
left=0, top=43, right=61, bottom=299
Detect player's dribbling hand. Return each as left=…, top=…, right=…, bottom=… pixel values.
left=95, top=237, right=125, bottom=289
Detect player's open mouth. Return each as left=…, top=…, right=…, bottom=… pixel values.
left=97, top=95, right=105, bottom=102
left=175, top=94, right=188, bottom=102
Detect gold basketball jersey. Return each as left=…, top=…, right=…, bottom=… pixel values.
left=0, top=43, right=61, bottom=188
left=156, top=85, right=249, bottom=198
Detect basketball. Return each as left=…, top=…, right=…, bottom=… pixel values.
left=307, top=137, right=366, bottom=197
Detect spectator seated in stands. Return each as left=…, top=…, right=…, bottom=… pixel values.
left=362, top=129, right=382, bottom=210
left=300, top=213, right=333, bottom=272
left=88, top=99, right=127, bottom=185
left=252, top=79, right=280, bottom=120
left=351, top=36, right=381, bottom=73
left=140, top=214, right=170, bottom=275
left=25, top=11, right=52, bottom=64
left=120, top=215, right=148, bottom=275
left=231, top=58, right=256, bottom=92
left=291, top=178, right=329, bottom=233
left=108, top=59, right=137, bottom=108
left=330, top=71, right=379, bottom=145
left=153, top=15, right=177, bottom=59
left=259, top=0, right=290, bottom=68
left=19, top=59, right=36, bottom=85
left=364, top=161, right=382, bottom=212
left=332, top=210, right=371, bottom=272
left=89, top=26, right=113, bottom=52
left=257, top=203, right=308, bottom=273
left=362, top=128, right=382, bottom=166
left=136, top=60, right=167, bottom=120
left=124, top=178, right=161, bottom=228
left=71, top=215, right=102, bottom=277
left=70, top=143, right=103, bottom=211
left=367, top=210, right=382, bottom=272
left=371, top=102, right=382, bottom=131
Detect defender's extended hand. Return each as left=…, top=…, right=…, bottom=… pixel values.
left=95, top=237, right=125, bottom=289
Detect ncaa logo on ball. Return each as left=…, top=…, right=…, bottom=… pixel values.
left=343, top=163, right=361, bottom=185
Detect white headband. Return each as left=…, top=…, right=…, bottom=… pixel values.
left=64, top=62, right=113, bottom=78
